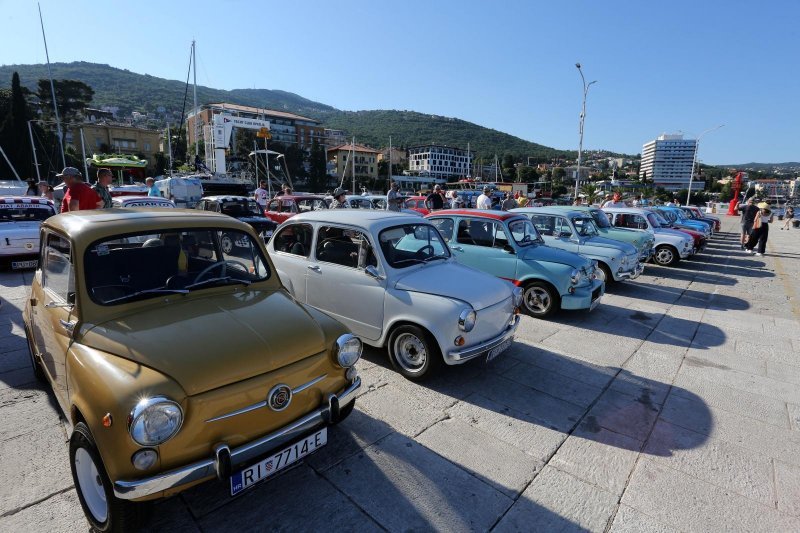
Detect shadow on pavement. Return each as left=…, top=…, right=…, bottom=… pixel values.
left=611, top=281, right=749, bottom=311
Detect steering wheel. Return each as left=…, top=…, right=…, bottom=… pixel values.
left=192, top=260, right=249, bottom=285
left=416, top=245, right=434, bottom=258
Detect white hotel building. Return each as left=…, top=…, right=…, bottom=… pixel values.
left=408, top=145, right=475, bottom=179
left=639, top=134, right=699, bottom=192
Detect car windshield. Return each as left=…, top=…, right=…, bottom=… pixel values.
left=220, top=200, right=264, bottom=217
left=589, top=209, right=612, bottom=228
left=647, top=213, right=665, bottom=228
left=378, top=223, right=450, bottom=268
left=508, top=218, right=543, bottom=246
left=0, top=203, right=54, bottom=222
left=84, top=228, right=270, bottom=305
left=572, top=217, right=599, bottom=236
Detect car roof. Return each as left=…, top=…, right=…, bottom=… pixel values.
left=43, top=208, right=247, bottom=245
left=427, top=209, right=523, bottom=222
left=0, top=196, right=55, bottom=207
left=512, top=207, right=590, bottom=218
left=289, top=209, right=423, bottom=229
left=601, top=206, right=649, bottom=214
left=203, top=195, right=252, bottom=202
left=278, top=194, right=326, bottom=201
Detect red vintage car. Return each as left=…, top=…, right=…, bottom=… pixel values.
left=264, top=194, right=329, bottom=224
left=404, top=196, right=430, bottom=216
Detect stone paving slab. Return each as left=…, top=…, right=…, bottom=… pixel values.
left=1, top=216, right=799, bottom=531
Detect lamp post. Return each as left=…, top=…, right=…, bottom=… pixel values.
left=686, top=124, right=724, bottom=206
left=574, top=63, right=597, bottom=201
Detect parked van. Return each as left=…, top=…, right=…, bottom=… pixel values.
left=154, top=176, right=203, bottom=208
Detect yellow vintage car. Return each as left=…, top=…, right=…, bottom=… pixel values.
left=23, top=208, right=362, bottom=532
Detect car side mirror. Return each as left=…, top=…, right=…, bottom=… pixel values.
left=365, top=265, right=384, bottom=281
left=502, top=244, right=516, bottom=255
left=558, top=231, right=572, bottom=239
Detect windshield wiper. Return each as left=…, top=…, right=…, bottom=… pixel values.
left=391, top=258, right=426, bottom=266
left=185, top=276, right=252, bottom=290
left=103, top=288, right=189, bottom=305
left=422, top=255, right=447, bottom=263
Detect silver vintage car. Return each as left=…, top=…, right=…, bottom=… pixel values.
left=267, top=210, right=521, bottom=381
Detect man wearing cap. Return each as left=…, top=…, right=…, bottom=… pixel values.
left=425, top=184, right=445, bottom=212
left=476, top=186, right=493, bottom=209
left=58, top=167, right=101, bottom=213
left=738, top=196, right=759, bottom=249
left=330, top=187, right=348, bottom=208
left=93, top=168, right=113, bottom=209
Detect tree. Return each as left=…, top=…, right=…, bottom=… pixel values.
left=36, top=79, right=94, bottom=122
left=552, top=167, right=566, bottom=185
left=153, top=152, right=168, bottom=177
left=719, top=183, right=733, bottom=202
left=308, top=139, right=327, bottom=192
left=0, top=72, right=33, bottom=178
left=579, top=183, right=601, bottom=204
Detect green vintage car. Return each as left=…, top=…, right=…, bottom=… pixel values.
left=547, top=206, right=654, bottom=262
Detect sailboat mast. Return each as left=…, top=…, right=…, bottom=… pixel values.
left=387, top=136, right=392, bottom=194
left=351, top=136, right=356, bottom=194
left=467, top=142, right=470, bottom=178
left=494, top=154, right=498, bottom=182
left=37, top=2, right=65, bottom=168
left=192, top=40, right=199, bottom=159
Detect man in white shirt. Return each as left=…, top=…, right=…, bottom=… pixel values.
left=477, top=186, right=493, bottom=209
left=602, top=192, right=628, bottom=208
left=386, top=182, right=402, bottom=211
left=254, top=180, right=268, bottom=210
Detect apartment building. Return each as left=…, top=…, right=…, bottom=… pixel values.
left=408, top=145, right=474, bottom=179
left=328, top=143, right=380, bottom=179
left=65, top=123, right=163, bottom=167
left=639, top=134, right=699, bottom=192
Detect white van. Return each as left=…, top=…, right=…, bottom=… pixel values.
left=154, top=176, right=203, bottom=208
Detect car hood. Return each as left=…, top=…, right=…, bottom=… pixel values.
left=393, top=260, right=509, bottom=311
left=655, top=228, right=693, bottom=241
left=596, top=227, right=649, bottom=246
left=81, top=289, right=327, bottom=396
left=582, top=236, right=638, bottom=255
left=519, top=243, right=593, bottom=269
left=237, top=216, right=277, bottom=228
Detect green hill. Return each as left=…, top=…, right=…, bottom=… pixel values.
left=0, top=61, right=570, bottom=159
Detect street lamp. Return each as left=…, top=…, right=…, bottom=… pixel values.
left=686, top=124, right=724, bottom=206
left=575, top=63, right=597, bottom=201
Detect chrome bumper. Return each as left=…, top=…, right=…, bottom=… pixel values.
left=113, top=377, right=361, bottom=500
left=446, top=315, right=520, bottom=364
left=617, top=262, right=644, bottom=281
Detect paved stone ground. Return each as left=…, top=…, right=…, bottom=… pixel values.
left=1, top=215, right=799, bottom=532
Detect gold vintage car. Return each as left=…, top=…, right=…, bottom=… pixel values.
left=23, top=209, right=362, bottom=531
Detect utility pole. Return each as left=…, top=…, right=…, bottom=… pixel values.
left=686, top=125, right=724, bottom=206
left=574, top=63, right=597, bottom=201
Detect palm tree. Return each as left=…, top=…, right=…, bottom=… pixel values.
left=580, top=183, right=601, bottom=204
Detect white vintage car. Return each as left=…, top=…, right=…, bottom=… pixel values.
left=0, top=196, right=56, bottom=269
left=111, top=196, right=177, bottom=208
left=267, top=210, right=521, bottom=380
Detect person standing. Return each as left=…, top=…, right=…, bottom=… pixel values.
left=58, top=167, right=101, bottom=213
left=386, top=182, right=403, bottom=211
left=146, top=177, right=159, bottom=197
left=254, top=180, right=269, bottom=211
left=330, top=187, right=348, bottom=208
left=476, top=186, right=493, bottom=209
left=517, top=193, right=529, bottom=207
left=93, top=168, right=113, bottom=208
left=25, top=179, right=38, bottom=196
left=501, top=192, right=517, bottom=211
left=781, top=205, right=794, bottom=230
left=738, top=197, right=759, bottom=249
left=425, top=185, right=445, bottom=212
left=602, top=192, right=627, bottom=208
left=745, top=202, right=773, bottom=256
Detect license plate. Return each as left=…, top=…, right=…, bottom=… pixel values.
left=11, top=260, right=38, bottom=269
left=230, top=428, right=327, bottom=496
left=486, top=337, right=512, bottom=363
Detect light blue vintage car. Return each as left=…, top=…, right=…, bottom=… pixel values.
left=511, top=207, right=643, bottom=284
left=426, top=210, right=604, bottom=318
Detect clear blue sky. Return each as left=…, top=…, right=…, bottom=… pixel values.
left=2, top=0, right=797, bottom=164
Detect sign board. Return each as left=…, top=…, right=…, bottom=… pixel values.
left=257, top=128, right=271, bottom=139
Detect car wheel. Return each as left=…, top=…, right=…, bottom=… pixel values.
left=220, top=233, right=234, bottom=254
left=522, top=281, right=560, bottom=319
left=70, top=422, right=140, bottom=532
left=388, top=325, right=442, bottom=381
left=653, top=245, right=679, bottom=267
left=24, top=325, right=46, bottom=383
left=596, top=263, right=613, bottom=284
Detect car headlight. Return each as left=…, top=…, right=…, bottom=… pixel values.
left=620, top=255, right=628, bottom=265
left=334, top=334, right=362, bottom=367
left=570, top=268, right=582, bottom=285
left=512, top=287, right=523, bottom=308
left=458, top=309, right=477, bottom=332
left=129, top=397, right=183, bottom=446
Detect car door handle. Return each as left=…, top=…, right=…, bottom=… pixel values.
left=307, top=265, right=321, bottom=272
left=59, top=319, right=76, bottom=334
left=450, top=246, right=464, bottom=252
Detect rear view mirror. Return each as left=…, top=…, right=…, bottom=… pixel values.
left=557, top=231, right=572, bottom=239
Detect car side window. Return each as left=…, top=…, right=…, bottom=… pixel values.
left=267, top=199, right=280, bottom=212
left=42, top=232, right=75, bottom=304
left=529, top=215, right=555, bottom=236
left=273, top=224, right=313, bottom=257
left=457, top=218, right=504, bottom=248
left=555, top=217, right=572, bottom=237
left=429, top=218, right=454, bottom=242
left=315, top=226, right=377, bottom=269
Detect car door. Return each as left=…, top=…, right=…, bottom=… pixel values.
left=265, top=198, right=289, bottom=223
left=449, top=217, right=517, bottom=281
left=305, top=225, right=385, bottom=341
left=33, top=231, right=77, bottom=408
left=270, top=222, right=314, bottom=302
left=552, top=216, right=580, bottom=254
